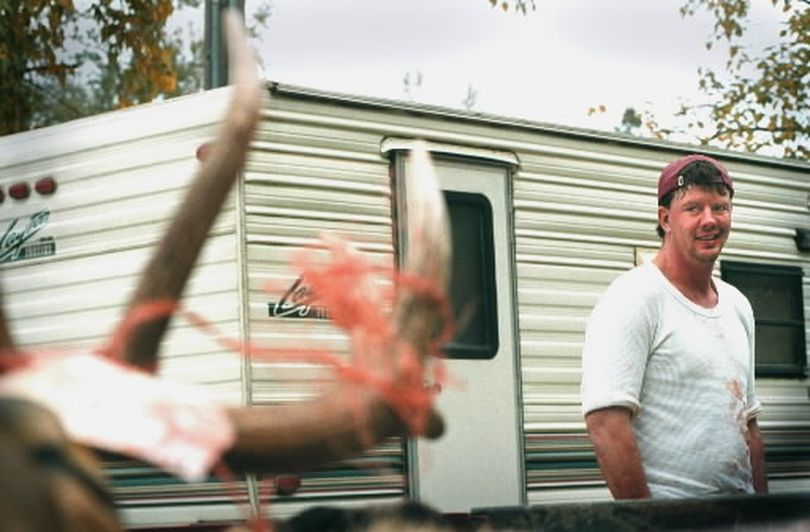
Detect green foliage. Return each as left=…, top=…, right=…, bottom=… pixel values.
left=675, top=0, right=808, bottom=159
left=88, top=0, right=179, bottom=107
left=0, top=0, right=209, bottom=136
left=0, top=0, right=78, bottom=134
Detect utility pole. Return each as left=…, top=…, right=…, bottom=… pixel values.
left=204, top=0, right=246, bottom=88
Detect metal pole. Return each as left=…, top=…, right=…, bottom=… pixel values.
left=204, top=0, right=246, bottom=89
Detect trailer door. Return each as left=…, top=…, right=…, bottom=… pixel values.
left=387, top=140, right=525, bottom=512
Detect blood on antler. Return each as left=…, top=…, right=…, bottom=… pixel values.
left=89, top=8, right=449, bottom=472
left=109, top=11, right=263, bottom=373
left=221, top=143, right=451, bottom=472
left=0, top=6, right=450, bottom=489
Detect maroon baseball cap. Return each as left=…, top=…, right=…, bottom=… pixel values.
left=657, top=154, right=733, bottom=202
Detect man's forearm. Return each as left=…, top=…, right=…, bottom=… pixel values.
left=585, top=407, right=651, bottom=499
left=748, top=418, right=769, bottom=494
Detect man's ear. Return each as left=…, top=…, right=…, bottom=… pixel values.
left=657, top=206, right=670, bottom=234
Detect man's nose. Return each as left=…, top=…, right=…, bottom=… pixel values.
left=699, top=206, right=718, bottom=226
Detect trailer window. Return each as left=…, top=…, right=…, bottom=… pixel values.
left=721, top=261, right=807, bottom=378
left=442, top=191, right=498, bottom=359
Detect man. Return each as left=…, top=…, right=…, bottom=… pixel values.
left=580, top=154, right=768, bottom=499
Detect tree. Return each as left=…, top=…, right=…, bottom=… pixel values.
left=1, top=0, right=199, bottom=135
left=487, top=0, right=536, bottom=15
left=617, top=107, right=642, bottom=136
left=27, top=14, right=206, bottom=130
left=1, top=1, right=274, bottom=136
left=1, top=0, right=77, bottom=135
left=675, top=0, right=808, bottom=159
left=485, top=0, right=806, bottom=158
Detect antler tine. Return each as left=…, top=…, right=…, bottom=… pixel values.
left=118, top=10, right=263, bottom=371
left=0, top=290, right=15, bottom=351
left=220, top=145, right=451, bottom=473
left=394, top=142, right=451, bottom=352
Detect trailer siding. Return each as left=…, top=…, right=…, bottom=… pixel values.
left=1, top=83, right=808, bottom=526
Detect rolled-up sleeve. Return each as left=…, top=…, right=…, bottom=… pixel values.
left=581, top=278, right=653, bottom=417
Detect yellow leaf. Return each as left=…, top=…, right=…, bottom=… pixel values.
left=157, top=73, right=177, bottom=92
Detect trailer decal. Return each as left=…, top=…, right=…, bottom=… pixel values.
left=268, top=277, right=329, bottom=319
left=0, top=209, right=54, bottom=264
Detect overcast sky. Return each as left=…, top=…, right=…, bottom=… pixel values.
left=188, top=0, right=786, bottom=140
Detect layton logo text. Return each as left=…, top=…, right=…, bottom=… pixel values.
left=0, top=210, right=55, bottom=264
left=268, top=277, right=329, bottom=320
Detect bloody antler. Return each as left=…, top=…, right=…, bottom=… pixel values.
left=393, top=142, right=451, bottom=354
left=113, top=11, right=263, bottom=372
left=0, top=8, right=450, bottom=488
left=221, top=144, right=451, bottom=473
left=105, top=9, right=451, bottom=471
left=0, top=293, right=14, bottom=353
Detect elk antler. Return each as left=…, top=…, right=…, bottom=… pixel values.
left=113, top=10, right=263, bottom=372
left=0, top=292, right=14, bottom=353
left=393, top=141, right=451, bottom=354
left=1, top=7, right=450, bottom=484
left=222, top=144, right=451, bottom=473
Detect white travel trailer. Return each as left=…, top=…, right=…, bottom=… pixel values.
left=1, top=83, right=809, bottom=528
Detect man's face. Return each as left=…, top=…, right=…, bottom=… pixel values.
left=659, top=185, right=732, bottom=265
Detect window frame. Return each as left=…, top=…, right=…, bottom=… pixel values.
left=721, top=260, right=807, bottom=378
left=441, top=190, right=500, bottom=360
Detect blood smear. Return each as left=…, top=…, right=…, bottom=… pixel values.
left=0, top=234, right=451, bottom=531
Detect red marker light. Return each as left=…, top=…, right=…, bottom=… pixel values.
left=9, top=182, right=30, bottom=200
left=196, top=143, right=212, bottom=161
left=35, top=176, right=57, bottom=195
left=275, top=474, right=301, bottom=496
